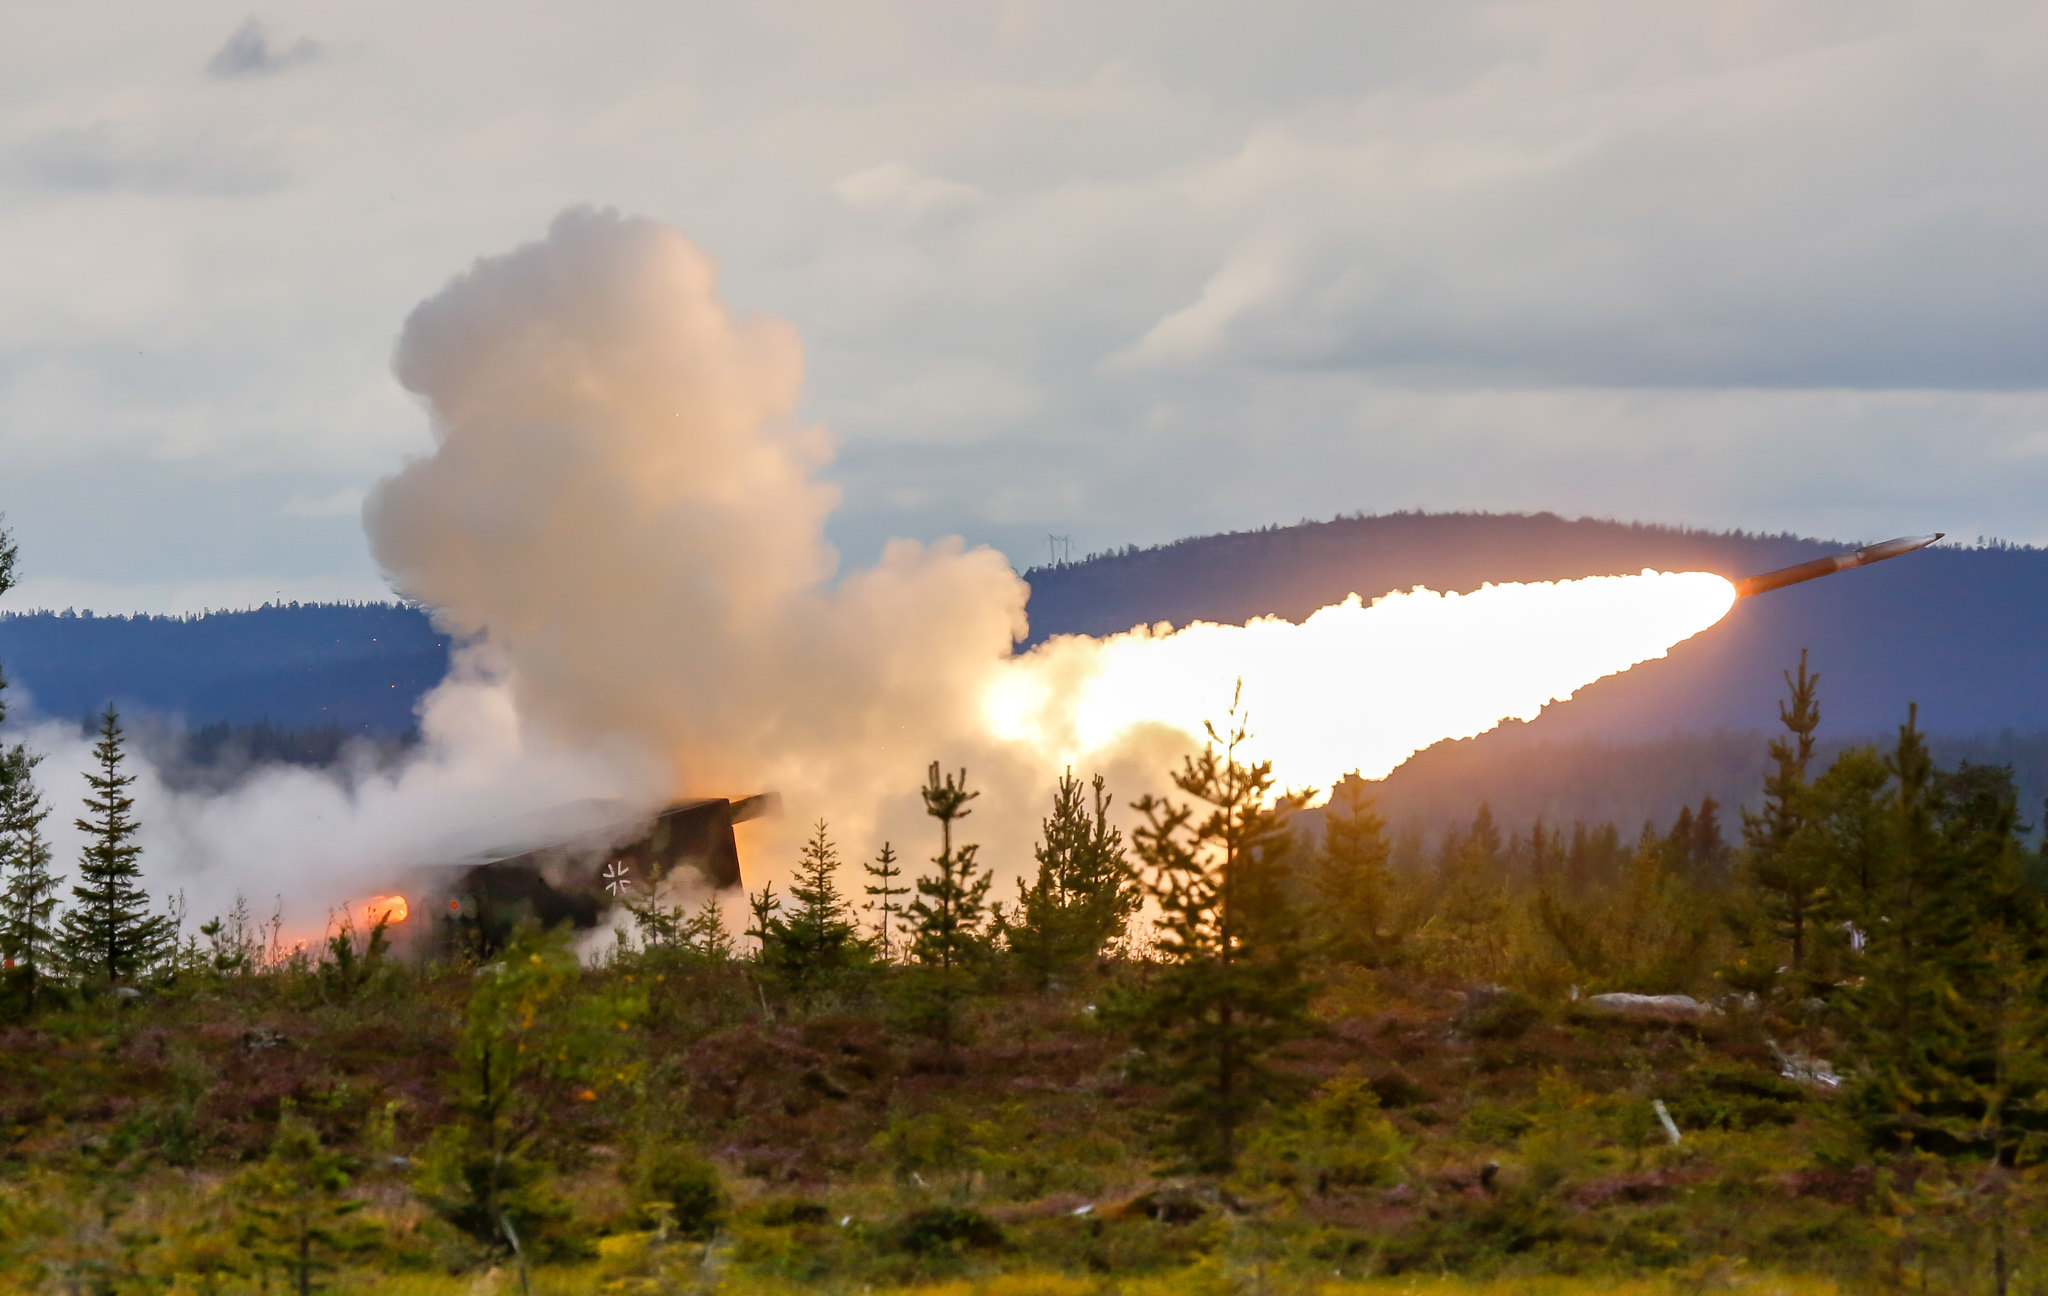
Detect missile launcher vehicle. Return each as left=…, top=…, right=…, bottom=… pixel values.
left=422, top=793, right=777, bottom=954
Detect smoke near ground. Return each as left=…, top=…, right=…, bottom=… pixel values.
left=17, top=659, right=661, bottom=943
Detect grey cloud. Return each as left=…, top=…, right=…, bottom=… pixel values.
left=834, top=163, right=986, bottom=221
left=1082, top=22, right=2048, bottom=392
left=6, top=0, right=2048, bottom=611
left=14, top=124, right=287, bottom=195
left=206, top=18, right=321, bottom=79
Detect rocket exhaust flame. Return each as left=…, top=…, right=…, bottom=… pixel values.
left=989, top=569, right=1738, bottom=800
left=983, top=532, right=1939, bottom=803
left=363, top=895, right=410, bottom=927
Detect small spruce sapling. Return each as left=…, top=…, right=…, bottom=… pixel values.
left=745, top=884, right=780, bottom=949
left=1104, top=693, right=1314, bottom=1172
left=416, top=927, right=644, bottom=1257
left=317, top=907, right=392, bottom=1001
left=1740, top=650, right=1828, bottom=973
left=863, top=842, right=909, bottom=961
left=629, top=893, right=735, bottom=962
left=1242, top=1065, right=1408, bottom=1198
left=758, top=821, right=862, bottom=1000
left=685, top=895, right=734, bottom=960
left=906, top=763, right=993, bottom=1057
left=1008, top=769, right=1135, bottom=990
left=199, top=896, right=260, bottom=975
left=237, top=1101, right=376, bottom=1295
left=1313, top=778, right=1393, bottom=965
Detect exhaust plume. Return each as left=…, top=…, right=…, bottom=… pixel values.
left=990, top=572, right=1737, bottom=799
left=14, top=209, right=1744, bottom=935
left=366, top=207, right=1739, bottom=844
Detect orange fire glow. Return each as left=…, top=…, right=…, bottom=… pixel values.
left=364, top=894, right=411, bottom=926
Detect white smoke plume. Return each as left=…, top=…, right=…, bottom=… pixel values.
left=367, top=207, right=1042, bottom=865
left=16, top=662, right=662, bottom=944
left=7, top=208, right=1053, bottom=940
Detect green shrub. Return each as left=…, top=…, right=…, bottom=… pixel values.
left=889, top=1205, right=1004, bottom=1255
left=1665, top=1056, right=1805, bottom=1131
left=1368, top=1069, right=1432, bottom=1108
left=1460, top=1100, right=1537, bottom=1145
left=628, top=1143, right=725, bottom=1238
left=1241, top=1066, right=1408, bottom=1196
left=747, top=1197, right=830, bottom=1227
left=1462, top=988, right=1544, bottom=1040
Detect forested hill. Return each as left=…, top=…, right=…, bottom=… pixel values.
left=1027, top=511, right=2048, bottom=740
left=1027, top=511, right=1829, bottom=640
left=0, top=601, right=447, bottom=734
left=2, top=512, right=2044, bottom=820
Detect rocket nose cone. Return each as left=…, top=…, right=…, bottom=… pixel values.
left=1856, top=534, right=1943, bottom=562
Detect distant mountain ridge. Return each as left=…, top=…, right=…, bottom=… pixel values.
left=1025, top=511, right=1828, bottom=641
left=0, top=601, right=447, bottom=734
left=2, top=514, right=2042, bottom=814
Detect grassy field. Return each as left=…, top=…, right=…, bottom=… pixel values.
left=5, top=945, right=2027, bottom=1296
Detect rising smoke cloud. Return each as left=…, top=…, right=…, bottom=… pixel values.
left=368, top=207, right=1039, bottom=857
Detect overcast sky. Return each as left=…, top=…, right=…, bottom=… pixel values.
left=1, top=0, right=2043, bottom=612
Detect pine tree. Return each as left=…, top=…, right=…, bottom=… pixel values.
left=906, top=763, right=993, bottom=1055
left=1105, top=701, right=1314, bottom=1172
left=1805, top=745, right=1893, bottom=937
left=1740, top=650, right=1828, bottom=972
left=0, top=529, right=64, bottom=1007
left=1836, top=709, right=2046, bottom=1154
left=1008, top=769, right=1136, bottom=990
left=416, top=928, right=641, bottom=1260
left=630, top=892, right=734, bottom=962
left=1, top=743, right=64, bottom=995
left=1660, top=798, right=1731, bottom=886
left=1691, top=797, right=1730, bottom=883
left=759, top=821, right=861, bottom=999
left=58, top=706, right=169, bottom=984
left=744, top=883, right=781, bottom=955
left=237, top=1102, right=376, bottom=1295
left=1536, top=825, right=1715, bottom=993
left=1431, top=803, right=1513, bottom=979
left=1313, top=777, right=1394, bottom=965
left=685, top=895, right=734, bottom=961
left=862, top=842, right=909, bottom=961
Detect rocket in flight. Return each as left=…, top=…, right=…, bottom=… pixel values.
left=1733, top=534, right=1943, bottom=599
